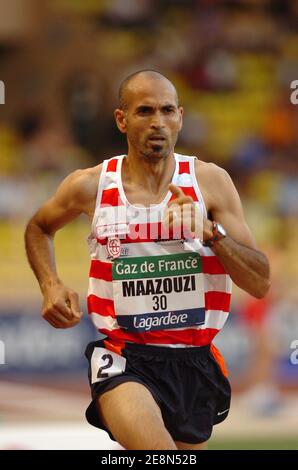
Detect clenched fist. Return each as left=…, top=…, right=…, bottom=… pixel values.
left=42, top=281, right=83, bottom=328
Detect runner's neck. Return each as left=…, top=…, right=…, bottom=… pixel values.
left=123, top=153, right=176, bottom=194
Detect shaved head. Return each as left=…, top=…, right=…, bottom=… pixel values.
left=118, top=70, right=178, bottom=110
left=115, top=69, right=183, bottom=162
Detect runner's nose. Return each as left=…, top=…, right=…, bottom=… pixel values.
left=150, top=111, right=165, bottom=129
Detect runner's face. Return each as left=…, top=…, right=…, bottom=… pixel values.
left=116, top=79, right=183, bottom=160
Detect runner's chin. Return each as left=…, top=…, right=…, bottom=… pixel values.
left=146, top=141, right=168, bottom=159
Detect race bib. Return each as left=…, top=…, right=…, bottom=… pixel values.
left=112, top=252, right=205, bottom=333
left=90, top=347, right=126, bottom=384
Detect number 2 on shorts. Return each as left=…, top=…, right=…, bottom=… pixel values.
left=97, top=354, right=113, bottom=378
left=90, top=347, right=127, bottom=384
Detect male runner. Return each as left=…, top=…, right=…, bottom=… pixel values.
left=25, top=70, right=270, bottom=450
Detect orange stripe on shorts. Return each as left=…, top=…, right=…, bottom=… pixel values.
left=210, top=343, right=228, bottom=377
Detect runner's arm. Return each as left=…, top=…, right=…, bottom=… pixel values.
left=25, top=168, right=98, bottom=327
left=203, top=165, right=270, bottom=299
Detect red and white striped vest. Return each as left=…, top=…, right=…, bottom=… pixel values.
left=87, top=153, right=231, bottom=349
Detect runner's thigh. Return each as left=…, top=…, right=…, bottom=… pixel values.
left=97, top=381, right=177, bottom=450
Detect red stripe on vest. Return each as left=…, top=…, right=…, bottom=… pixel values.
left=107, top=158, right=118, bottom=172
left=178, top=161, right=190, bottom=174
left=202, top=256, right=227, bottom=275
left=89, top=260, right=112, bottom=281
left=205, top=291, right=231, bottom=312
left=101, top=188, right=124, bottom=207
left=88, top=295, right=116, bottom=318
left=98, top=327, right=219, bottom=347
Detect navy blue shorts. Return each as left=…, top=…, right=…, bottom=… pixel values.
left=85, top=340, right=231, bottom=444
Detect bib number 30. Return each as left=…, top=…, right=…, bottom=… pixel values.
left=90, top=347, right=126, bottom=384
left=152, top=295, right=167, bottom=311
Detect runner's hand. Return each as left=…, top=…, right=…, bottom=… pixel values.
left=163, top=184, right=203, bottom=239
left=42, top=282, right=83, bottom=328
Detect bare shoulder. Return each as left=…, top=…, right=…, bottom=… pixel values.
left=67, top=164, right=102, bottom=201
left=51, top=163, right=103, bottom=218
left=194, top=159, right=230, bottom=184
left=194, top=159, right=234, bottom=211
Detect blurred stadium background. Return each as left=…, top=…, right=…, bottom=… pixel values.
left=0, top=0, right=297, bottom=450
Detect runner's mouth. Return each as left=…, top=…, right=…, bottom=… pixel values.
left=148, top=135, right=166, bottom=143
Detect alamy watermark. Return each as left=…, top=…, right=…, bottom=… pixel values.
left=0, top=340, right=5, bottom=364
left=96, top=202, right=203, bottom=242
left=0, top=79, right=297, bottom=105
left=0, top=80, right=5, bottom=104
left=290, top=80, right=298, bottom=104
left=290, top=340, right=298, bottom=365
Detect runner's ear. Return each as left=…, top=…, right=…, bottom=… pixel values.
left=114, top=108, right=127, bottom=134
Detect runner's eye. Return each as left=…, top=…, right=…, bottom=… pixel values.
left=137, top=107, right=152, bottom=115
left=163, top=106, right=175, bottom=114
